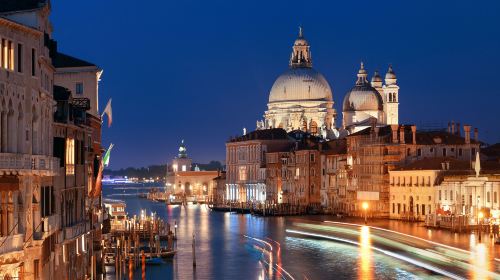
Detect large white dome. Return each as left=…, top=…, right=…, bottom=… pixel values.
left=268, top=67, right=333, bottom=103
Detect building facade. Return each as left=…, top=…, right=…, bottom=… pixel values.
left=0, top=2, right=104, bottom=279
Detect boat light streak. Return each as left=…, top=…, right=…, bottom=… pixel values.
left=286, top=229, right=465, bottom=280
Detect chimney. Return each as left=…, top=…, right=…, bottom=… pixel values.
left=391, top=125, right=399, bottom=144
left=474, top=128, right=478, bottom=142
left=463, top=125, right=471, bottom=144
left=411, top=125, right=416, bottom=145
left=456, top=122, right=460, bottom=136
left=451, top=121, right=455, bottom=134
left=399, top=126, right=405, bottom=144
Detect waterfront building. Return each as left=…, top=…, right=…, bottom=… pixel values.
left=212, top=171, right=226, bottom=204
left=103, top=199, right=127, bottom=231
left=0, top=2, right=59, bottom=279
left=347, top=123, right=480, bottom=218
left=166, top=141, right=218, bottom=202
left=320, top=139, right=349, bottom=212
left=265, top=132, right=322, bottom=208
left=226, top=129, right=291, bottom=203
left=0, top=1, right=104, bottom=279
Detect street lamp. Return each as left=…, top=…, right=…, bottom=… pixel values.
left=478, top=211, right=484, bottom=242
left=362, top=202, right=369, bottom=225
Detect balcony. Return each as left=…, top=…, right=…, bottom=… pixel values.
left=64, top=221, right=89, bottom=241
left=0, top=234, right=24, bottom=255
left=0, top=153, right=60, bottom=176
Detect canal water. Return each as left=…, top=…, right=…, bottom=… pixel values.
left=103, top=184, right=435, bottom=280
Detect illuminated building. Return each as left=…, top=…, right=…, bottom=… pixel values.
left=166, top=140, right=218, bottom=201
left=0, top=1, right=104, bottom=278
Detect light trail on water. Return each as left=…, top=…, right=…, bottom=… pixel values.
left=286, top=229, right=465, bottom=280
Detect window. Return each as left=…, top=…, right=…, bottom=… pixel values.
left=430, top=148, right=434, bottom=153
left=76, top=82, right=84, bottom=94
left=397, top=203, right=401, bottom=214
left=31, top=48, right=36, bottom=76
left=417, top=148, right=422, bottom=157
left=428, top=196, right=432, bottom=201
left=295, top=167, right=300, bottom=178
left=1, top=39, right=5, bottom=68
left=487, top=192, right=490, bottom=203
left=392, top=203, right=395, bottom=213
left=442, top=148, right=447, bottom=157
left=450, top=191, right=453, bottom=201
left=6, top=40, right=13, bottom=70
left=17, top=43, right=22, bottom=72
left=472, top=148, right=476, bottom=156
left=34, top=259, right=40, bottom=279
left=439, top=190, right=442, bottom=200
left=495, top=192, right=498, bottom=204
left=444, top=190, right=447, bottom=200
left=459, top=148, right=463, bottom=157
left=181, top=165, right=187, bottom=171
left=238, top=166, right=247, bottom=181
left=310, top=153, right=315, bottom=162
left=65, top=138, right=75, bottom=175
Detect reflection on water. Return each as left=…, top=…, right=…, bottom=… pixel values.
left=103, top=184, right=437, bottom=279
left=358, top=226, right=373, bottom=280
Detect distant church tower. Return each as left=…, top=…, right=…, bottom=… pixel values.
left=172, top=140, right=192, bottom=172
left=382, top=65, right=399, bottom=125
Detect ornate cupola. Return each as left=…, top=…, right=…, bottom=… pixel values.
left=178, top=139, right=187, bottom=158
left=356, top=62, right=369, bottom=85
left=289, top=26, right=312, bottom=68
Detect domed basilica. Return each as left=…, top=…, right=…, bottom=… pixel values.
left=257, top=28, right=399, bottom=138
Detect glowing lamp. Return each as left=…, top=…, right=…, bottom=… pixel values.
left=362, top=202, right=369, bottom=210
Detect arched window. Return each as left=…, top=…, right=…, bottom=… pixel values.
left=388, top=93, right=393, bottom=102
left=32, top=105, right=39, bottom=155
left=17, top=103, right=24, bottom=153
left=1, top=99, right=7, bottom=152
left=310, top=121, right=318, bottom=134
left=393, top=93, right=397, bottom=102
left=7, top=100, right=16, bottom=153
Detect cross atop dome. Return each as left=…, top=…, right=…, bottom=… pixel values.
left=290, top=26, right=312, bottom=68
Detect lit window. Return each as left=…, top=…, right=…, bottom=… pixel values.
left=239, top=166, right=247, bottom=181
left=181, top=165, right=186, bottom=171
left=66, top=138, right=75, bottom=175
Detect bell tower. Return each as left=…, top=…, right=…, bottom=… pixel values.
left=383, top=65, right=399, bottom=125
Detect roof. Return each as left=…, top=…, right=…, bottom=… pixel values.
left=395, top=157, right=500, bottom=172
left=322, top=139, right=348, bottom=155
left=0, top=0, right=47, bottom=13
left=228, top=128, right=290, bottom=143
left=348, top=125, right=479, bottom=145
left=52, top=52, right=97, bottom=68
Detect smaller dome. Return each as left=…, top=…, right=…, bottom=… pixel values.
left=343, top=84, right=383, bottom=112
left=385, top=65, right=396, bottom=80
left=371, top=70, right=382, bottom=83
left=343, top=62, right=383, bottom=112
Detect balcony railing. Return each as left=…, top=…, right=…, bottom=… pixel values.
left=0, top=153, right=59, bottom=175
left=64, top=221, right=89, bottom=241
left=0, top=234, right=24, bottom=255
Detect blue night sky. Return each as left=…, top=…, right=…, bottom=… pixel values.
left=51, top=0, right=500, bottom=169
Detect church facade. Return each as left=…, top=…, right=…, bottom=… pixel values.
left=258, top=28, right=399, bottom=137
